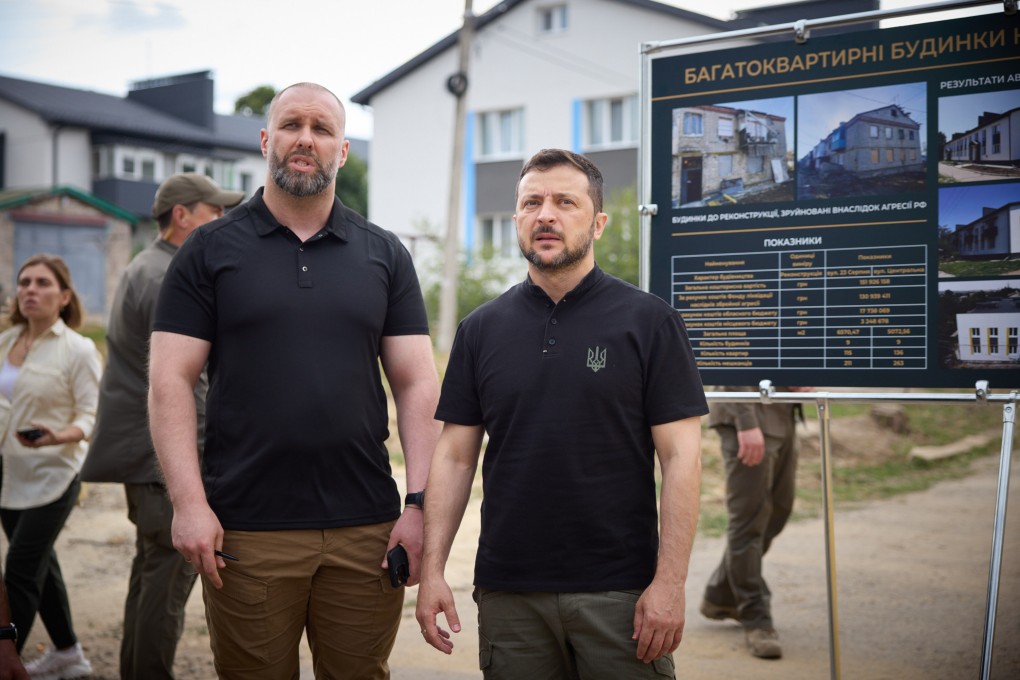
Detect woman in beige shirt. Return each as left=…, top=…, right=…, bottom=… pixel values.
left=0, top=254, right=101, bottom=678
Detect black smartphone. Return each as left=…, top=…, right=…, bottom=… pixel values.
left=387, top=545, right=409, bottom=588
left=17, top=427, right=45, bottom=441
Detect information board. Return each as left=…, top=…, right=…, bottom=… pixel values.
left=647, top=11, right=1020, bottom=388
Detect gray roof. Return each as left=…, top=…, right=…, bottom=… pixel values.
left=351, top=0, right=731, bottom=105
left=0, top=73, right=261, bottom=152
left=965, top=298, right=1020, bottom=315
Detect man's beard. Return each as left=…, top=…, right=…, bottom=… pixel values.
left=520, top=221, right=596, bottom=272
left=269, top=148, right=337, bottom=197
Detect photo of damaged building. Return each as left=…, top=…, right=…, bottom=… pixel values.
left=671, top=103, right=791, bottom=208
left=802, top=104, right=923, bottom=178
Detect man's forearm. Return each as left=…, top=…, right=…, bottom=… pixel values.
left=653, top=418, right=702, bottom=585
left=149, top=375, right=205, bottom=507
left=422, top=425, right=483, bottom=575
left=394, top=382, right=442, bottom=494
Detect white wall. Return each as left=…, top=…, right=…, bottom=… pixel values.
left=0, top=100, right=55, bottom=189
left=957, top=310, right=1020, bottom=362
left=54, top=128, right=91, bottom=189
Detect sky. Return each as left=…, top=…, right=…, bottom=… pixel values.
left=938, top=182, right=1020, bottom=229
left=0, top=0, right=996, bottom=140
left=796, top=82, right=928, bottom=156
left=938, top=89, right=1020, bottom=138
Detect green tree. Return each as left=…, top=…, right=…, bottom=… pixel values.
left=336, top=151, right=368, bottom=216
left=597, top=184, right=640, bottom=285
left=234, top=85, right=276, bottom=116
left=423, top=250, right=519, bottom=335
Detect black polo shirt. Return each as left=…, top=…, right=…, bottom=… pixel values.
left=154, top=188, right=429, bottom=531
left=437, top=266, right=708, bottom=592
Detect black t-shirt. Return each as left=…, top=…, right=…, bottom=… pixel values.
left=154, top=189, right=429, bottom=530
left=437, top=266, right=708, bottom=591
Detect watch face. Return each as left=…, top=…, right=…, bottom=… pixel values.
left=0, top=623, right=16, bottom=641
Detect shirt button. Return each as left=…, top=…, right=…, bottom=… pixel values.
left=548, top=338, right=556, bottom=346
left=302, top=266, right=308, bottom=272
left=551, top=319, right=558, bottom=325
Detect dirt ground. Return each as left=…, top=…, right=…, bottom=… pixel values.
left=13, top=419, right=1020, bottom=680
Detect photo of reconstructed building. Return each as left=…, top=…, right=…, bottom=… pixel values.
left=938, top=88, right=1020, bottom=183
left=671, top=97, right=793, bottom=208
left=939, top=182, right=1020, bottom=265
left=938, top=279, right=1020, bottom=367
left=797, top=83, right=926, bottom=199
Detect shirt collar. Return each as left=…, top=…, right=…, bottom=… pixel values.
left=250, top=187, right=349, bottom=242
left=153, top=238, right=178, bottom=256
left=522, top=264, right=605, bottom=303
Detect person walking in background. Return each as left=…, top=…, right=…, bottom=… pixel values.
left=80, top=174, right=242, bottom=680
left=416, top=148, right=707, bottom=679
left=700, top=385, right=810, bottom=659
left=148, top=82, right=441, bottom=679
left=0, top=254, right=102, bottom=679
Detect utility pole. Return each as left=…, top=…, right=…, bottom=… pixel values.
left=437, top=0, right=474, bottom=353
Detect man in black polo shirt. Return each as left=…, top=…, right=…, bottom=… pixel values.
left=416, top=148, right=708, bottom=679
left=148, top=82, right=440, bottom=680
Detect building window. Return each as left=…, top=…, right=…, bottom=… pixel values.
left=1009, top=327, right=1018, bottom=354
left=718, top=116, right=734, bottom=138
left=885, top=127, right=893, bottom=139
left=870, top=125, right=879, bottom=138
left=683, top=112, right=703, bottom=136
left=989, top=328, right=999, bottom=354
left=898, top=128, right=905, bottom=140
left=538, top=5, right=568, bottom=33
left=585, top=95, right=638, bottom=149
left=477, top=215, right=519, bottom=259
left=747, top=155, right=764, bottom=173
left=870, top=149, right=880, bottom=164
left=122, top=156, right=136, bottom=176
left=241, top=172, right=253, bottom=195
left=92, top=147, right=113, bottom=178
left=992, top=125, right=1001, bottom=154
left=971, top=328, right=981, bottom=354
left=478, top=108, right=524, bottom=160
left=141, top=159, right=157, bottom=182
left=885, top=148, right=894, bottom=162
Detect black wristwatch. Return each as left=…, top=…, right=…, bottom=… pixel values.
left=404, top=490, right=425, bottom=509
left=0, top=622, right=16, bottom=642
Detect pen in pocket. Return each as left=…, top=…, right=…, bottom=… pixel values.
left=215, top=550, right=239, bottom=562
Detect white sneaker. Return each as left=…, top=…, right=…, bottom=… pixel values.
left=23, top=642, right=92, bottom=679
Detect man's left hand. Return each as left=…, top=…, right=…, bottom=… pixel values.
left=632, top=579, right=686, bottom=663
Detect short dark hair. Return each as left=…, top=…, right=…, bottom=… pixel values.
left=516, top=148, right=604, bottom=214
left=156, top=200, right=200, bottom=231
left=9, top=254, right=84, bottom=328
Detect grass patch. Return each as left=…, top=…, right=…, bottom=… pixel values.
left=938, top=259, right=1020, bottom=277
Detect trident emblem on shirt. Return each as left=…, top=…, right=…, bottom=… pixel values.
left=587, top=346, right=606, bottom=373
